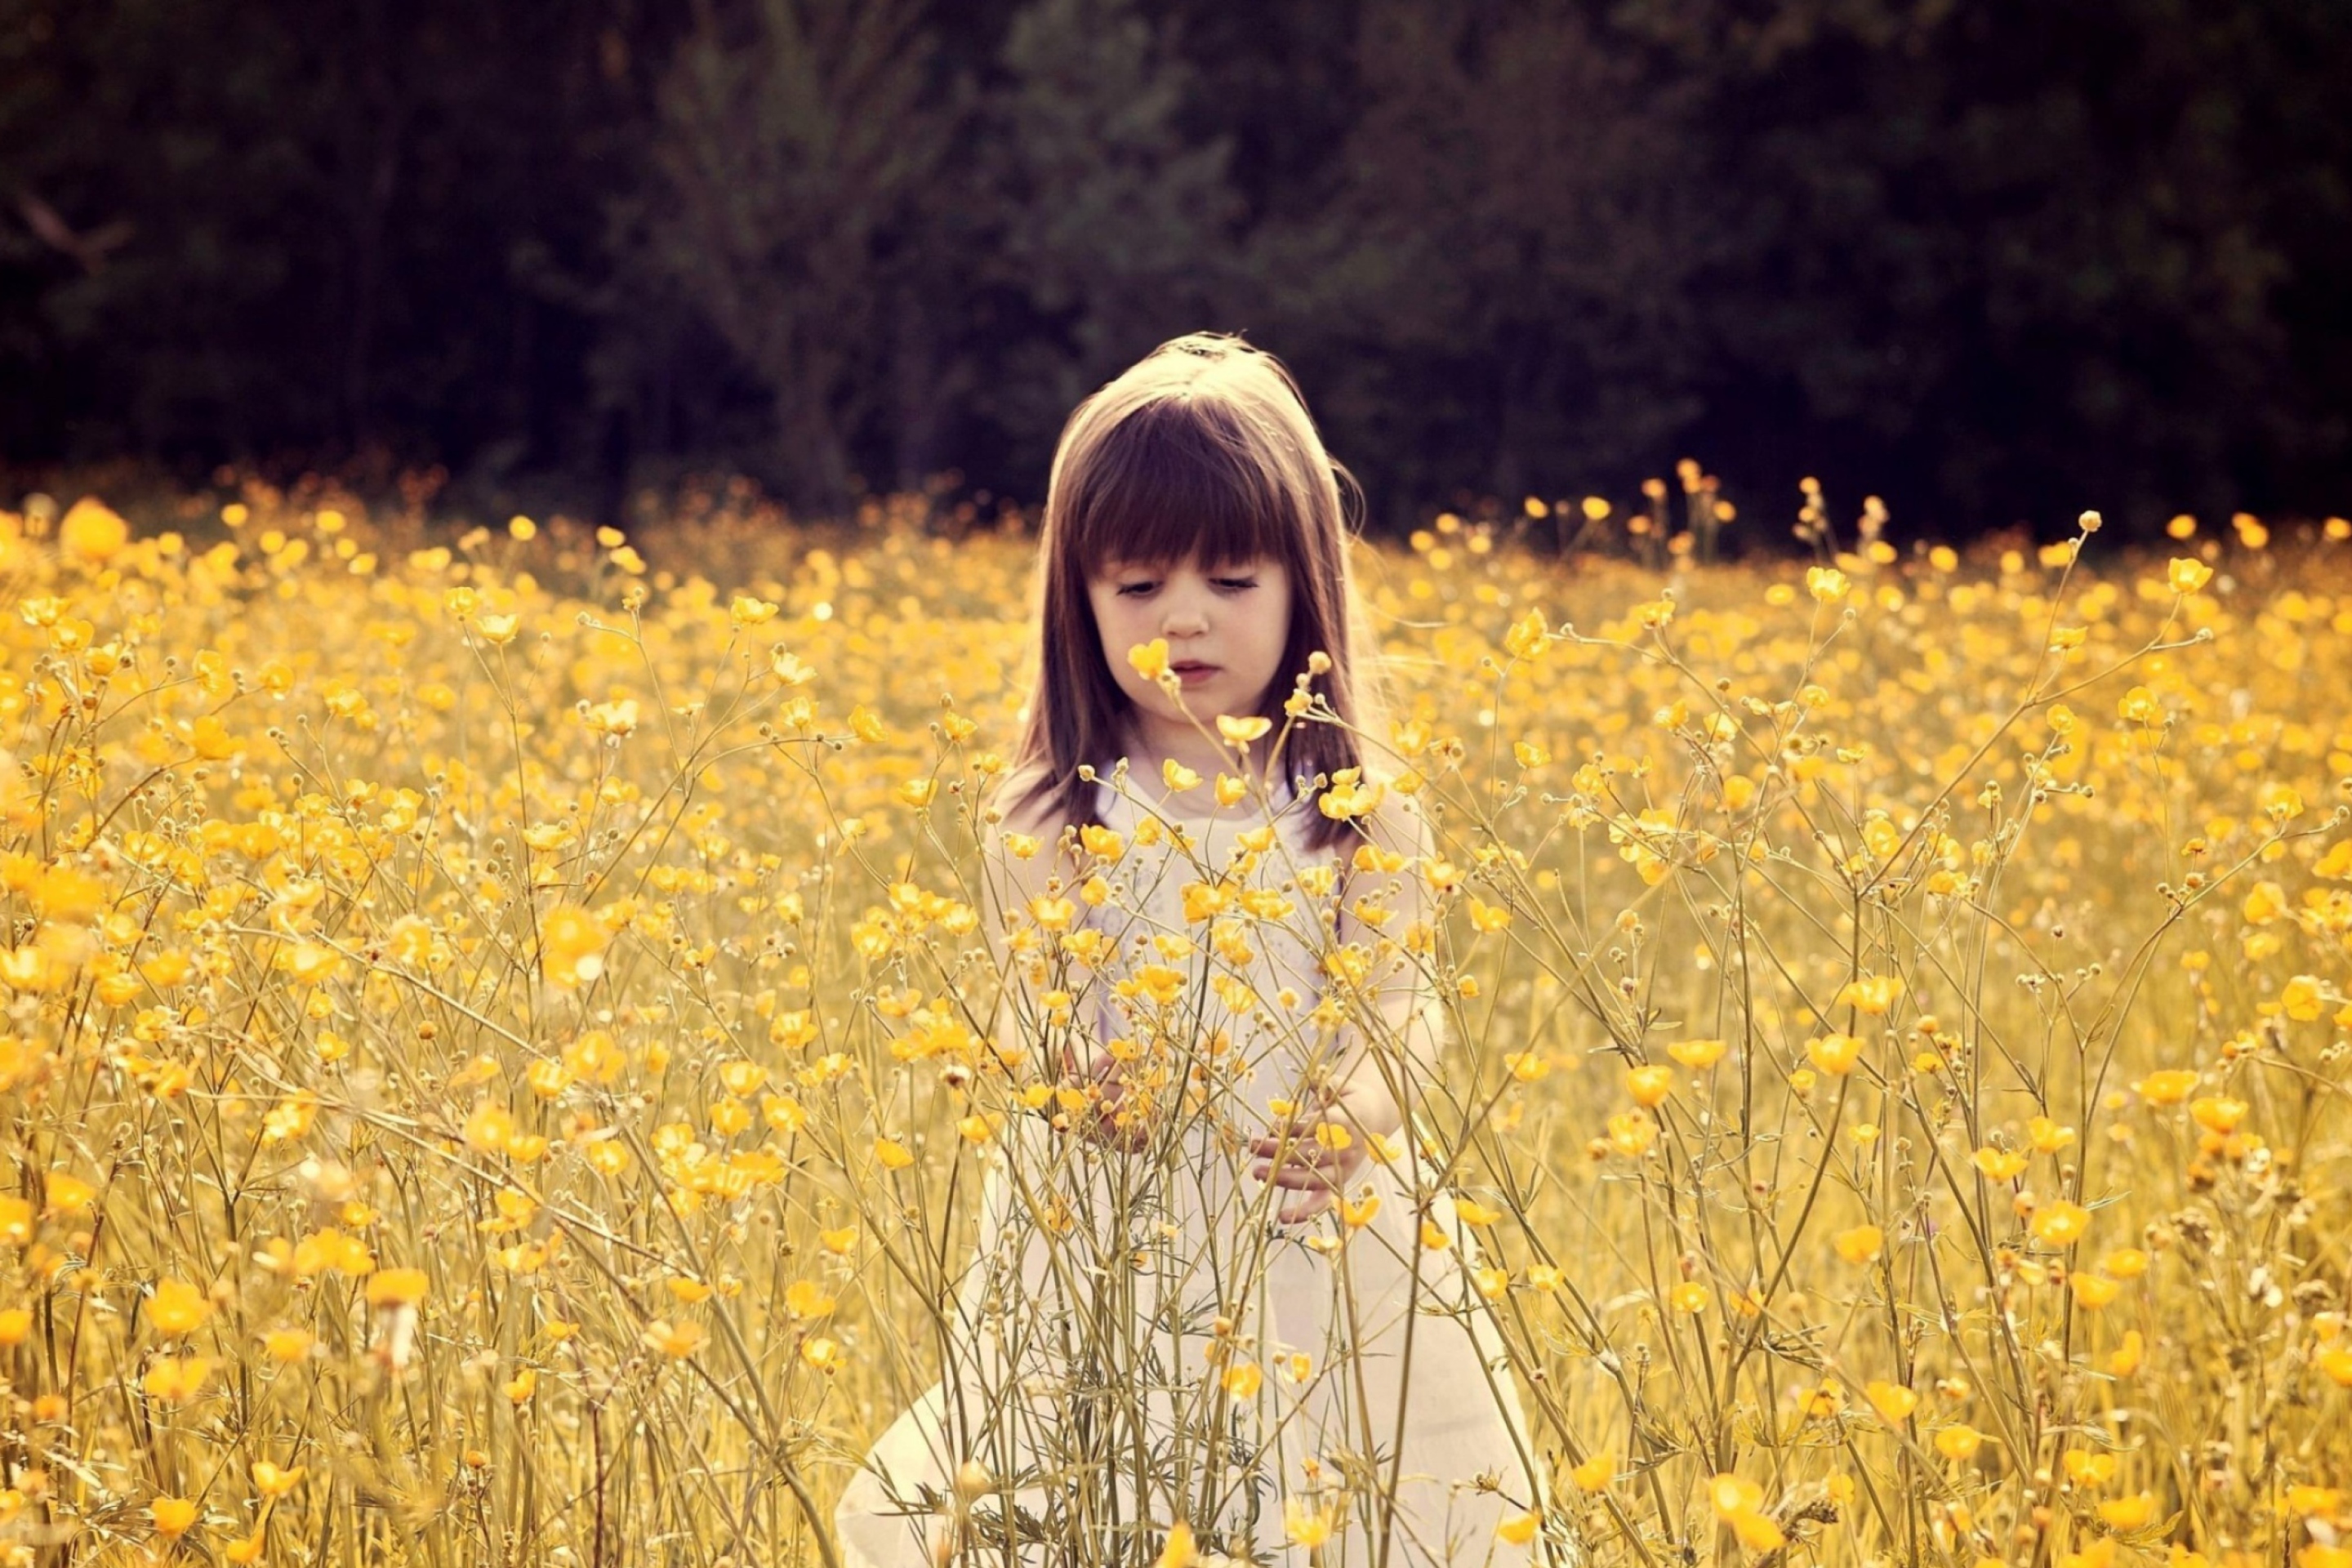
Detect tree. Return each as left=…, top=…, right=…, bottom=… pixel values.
left=1257, top=0, right=1709, bottom=520
left=962, top=0, right=1247, bottom=486
left=637, top=0, right=949, bottom=513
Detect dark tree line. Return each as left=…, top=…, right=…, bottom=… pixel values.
left=4, top=0, right=2346, bottom=538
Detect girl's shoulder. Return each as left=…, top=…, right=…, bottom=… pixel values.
left=987, top=764, right=1066, bottom=842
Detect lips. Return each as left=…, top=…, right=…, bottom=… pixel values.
left=1169, top=662, right=1219, bottom=684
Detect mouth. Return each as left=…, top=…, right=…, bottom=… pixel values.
left=1168, top=662, right=1220, bottom=685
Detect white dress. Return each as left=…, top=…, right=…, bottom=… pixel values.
left=835, top=780, right=1557, bottom=1568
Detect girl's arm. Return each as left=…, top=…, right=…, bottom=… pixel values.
left=977, top=768, right=1138, bottom=1143
left=1252, top=786, right=1439, bottom=1218
left=1330, top=787, right=1445, bottom=1131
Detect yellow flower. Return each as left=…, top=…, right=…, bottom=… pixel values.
left=538, top=904, right=610, bottom=987
left=44, top=1172, right=96, bottom=1214
left=2062, top=1450, right=2119, bottom=1486
left=252, top=1461, right=305, bottom=1498
left=1708, top=1474, right=1764, bottom=1519
left=1216, top=714, right=1272, bottom=745
left=644, top=1319, right=706, bottom=1359
left=1283, top=1498, right=1334, bottom=1549
left=1569, top=1450, right=1616, bottom=1491
left=2068, top=1272, right=2123, bottom=1308
left=2136, top=1069, right=2198, bottom=1105
left=1976, top=1147, right=2032, bottom=1184
left=1127, top=639, right=1171, bottom=681
left=1223, top=1362, right=1263, bottom=1398
left=2167, top=556, right=2213, bottom=594
left=60, top=498, right=130, bottom=562
left=1668, top=1281, right=1712, bottom=1313
left=1505, top=1050, right=1551, bottom=1082
left=1605, top=1110, right=1656, bottom=1157
left=1163, top=759, right=1202, bottom=792
left=1316, top=770, right=1385, bottom=821
left=1935, top=1424, right=1985, bottom=1460
left=464, top=1101, right=517, bottom=1155
left=785, top=1280, right=836, bottom=1320
left=1806, top=1033, right=1864, bottom=1076
left=1866, top=1381, right=1919, bottom=1423
left=1836, top=974, right=1904, bottom=1014
left=1626, top=1064, right=1675, bottom=1107
left=149, top=1495, right=202, bottom=1538
left=2189, top=1095, right=2246, bottom=1134
left=1668, top=1037, right=1726, bottom=1069
left=148, top=1278, right=212, bottom=1339
left=1806, top=566, right=1851, bottom=602
left=2281, top=975, right=2327, bottom=1022
left=2029, top=1200, right=2091, bottom=1247
left=2027, top=1116, right=2076, bottom=1152
left=142, top=1354, right=212, bottom=1402
left=1497, top=1510, right=1543, bottom=1546
left=2107, top=1329, right=2145, bottom=1378
left=1833, top=1224, right=1884, bottom=1265
left=1156, top=1521, right=1197, bottom=1568
left=365, top=1267, right=430, bottom=1308
left=874, top=1138, right=915, bottom=1171
left=2096, top=1491, right=2155, bottom=1530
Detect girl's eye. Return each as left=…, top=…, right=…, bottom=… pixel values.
left=1116, top=581, right=1156, bottom=597
left=1214, top=577, right=1258, bottom=592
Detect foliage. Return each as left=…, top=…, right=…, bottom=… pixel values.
left=3, top=0, right=2349, bottom=528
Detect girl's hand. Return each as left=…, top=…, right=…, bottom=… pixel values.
left=1250, top=1082, right=1385, bottom=1224
left=1081, top=1049, right=1152, bottom=1152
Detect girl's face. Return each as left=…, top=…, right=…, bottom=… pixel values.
left=1087, top=551, right=1294, bottom=737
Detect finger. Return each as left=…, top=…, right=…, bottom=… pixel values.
left=1252, top=1134, right=1343, bottom=1160
left=1278, top=1192, right=1335, bottom=1224
left=1262, top=1143, right=1348, bottom=1173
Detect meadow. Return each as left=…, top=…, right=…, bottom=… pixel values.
left=2, top=475, right=2350, bottom=1568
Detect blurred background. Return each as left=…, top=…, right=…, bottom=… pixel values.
left=3, top=0, right=2345, bottom=541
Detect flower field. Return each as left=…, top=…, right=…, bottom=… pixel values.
left=3, top=479, right=2352, bottom=1568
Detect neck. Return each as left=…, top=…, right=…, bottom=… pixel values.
left=1113, top=714, right=1294, bottom=818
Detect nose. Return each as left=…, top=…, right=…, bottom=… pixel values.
left=1160, top=591, right=1208, bottom=639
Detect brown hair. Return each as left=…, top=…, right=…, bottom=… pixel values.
left=1005, top=333, right=1385, bottom=852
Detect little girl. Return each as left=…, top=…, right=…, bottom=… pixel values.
left=835, top=336, right=1553, bottom=1568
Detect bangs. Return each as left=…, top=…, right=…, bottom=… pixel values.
left=1059, top=398, right=1298, bottom=577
